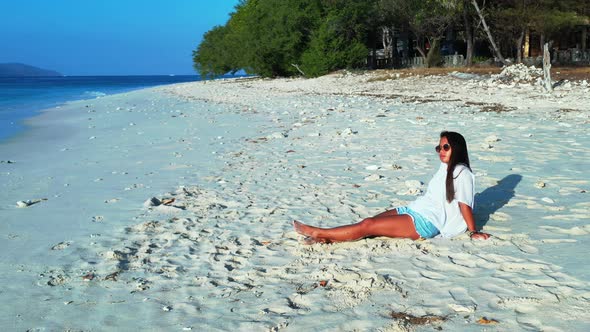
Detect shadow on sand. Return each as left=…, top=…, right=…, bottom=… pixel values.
left=474, top=174, right=522, bottom=228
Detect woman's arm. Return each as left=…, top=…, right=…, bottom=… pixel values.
left=459, top=202, right=491, bottom=240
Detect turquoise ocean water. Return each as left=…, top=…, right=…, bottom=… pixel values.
left=0, top=75, right=221, bottom=142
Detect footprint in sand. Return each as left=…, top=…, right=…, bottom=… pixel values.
left=510, top=239, right=539, bottom=254
left=51, top=241, right=72, bottom=250
left=490, top=211, right=511, bottom=222
left=448, top=287, right=477, bottom=312
left=540, top=225, right=590, bottom=236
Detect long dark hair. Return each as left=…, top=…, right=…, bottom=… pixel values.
left=441, top=131, right=471, bottom=202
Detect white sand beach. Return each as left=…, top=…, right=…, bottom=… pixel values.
left=1, top=66, right=590, bottom=331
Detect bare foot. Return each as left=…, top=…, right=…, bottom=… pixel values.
left=303, top=236, right=332, bottom=245
left=293, top=221, right=329, bottom=244
left=293, top=220, right=316, bottom=237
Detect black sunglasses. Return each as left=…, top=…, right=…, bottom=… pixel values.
left=435, top=143, right=451, bottom=153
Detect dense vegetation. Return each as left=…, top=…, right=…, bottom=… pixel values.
left=193, top=0, right=589, bottom=78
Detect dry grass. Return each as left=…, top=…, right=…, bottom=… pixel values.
left=365, top=65, right=590, bottom=82
left=552, top=66, right=590, bottom=81
left=366, top=66, right=502, bottom=82
left=389, top=310, right=447, bottom=326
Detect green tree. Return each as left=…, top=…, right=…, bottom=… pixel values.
left=237, top=0, right=323, bottom=77
left=192, top=25, right=234, bottom=78
left=531, top=0, right=585, bottom=49
left=301, top=0, right=378, bottom=76
left=379, top=0, right=459, bottom=67
left=192, top=1, right=251, bottom=78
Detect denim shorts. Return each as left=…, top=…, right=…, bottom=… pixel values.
left=396, top=206, right=440, bottom=238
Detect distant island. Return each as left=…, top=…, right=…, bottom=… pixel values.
left=0, top=63, right=62, bottom=77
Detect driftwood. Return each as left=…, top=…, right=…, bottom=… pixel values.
left=471, top=0, right=507, bottom=65
left=543, top=43, right=553, bottom=92
left=291, top=63, right=305, bottom=76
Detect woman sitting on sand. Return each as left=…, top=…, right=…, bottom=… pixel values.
left=294, top=131, right=491, bottom=243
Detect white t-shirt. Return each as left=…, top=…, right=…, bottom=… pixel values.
left=408, top=163, right=475, bottom=238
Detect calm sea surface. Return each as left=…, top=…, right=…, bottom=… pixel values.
left=0, top=75, right=215, bottom=142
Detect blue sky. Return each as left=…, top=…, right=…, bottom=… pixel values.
left=0, top=1, right=240, bottom=75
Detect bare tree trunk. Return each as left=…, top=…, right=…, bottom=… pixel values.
left=582, top=27, right=587, bottom=51
left=463, top=0, right=474, bottom=66
left=471, top=0, right=507, bottom=65
left=416, top=35, right=427, bottom=61
left=382, top=26, right=394, bottom=59
left=426, top=38, right=442, bottom=68
left=291, top=64, right=305, bottom=76
left=516, top=29, right=525, bottom=63
left=416, top=46, right=427, bottom=61
left=543, top=43, right=552, bottom=92
left=524, top=28, right=530, bottom=58
left=540, top=34, right=545, bottom=54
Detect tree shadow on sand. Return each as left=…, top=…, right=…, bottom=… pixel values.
left=474, top=174, right=522, bottom=229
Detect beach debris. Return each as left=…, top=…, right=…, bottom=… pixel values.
left=104, top=271, right=119, bottom=281
left=389, top=311, right=447, bottom=326
left=364, top=174, right=383, bottom=182
left=162, top=305, right=173, bottom=312
left=246, top=137, right=267, bottom=144
left=405, top=180, right=423, bottom=190
left=476, top=317, right=499, bottom=325
left=295, top=282, right=321, bottom=294
left=535, top=181, right=546, bottom=188
left=318, top=280, right=328, bottom=287
left=479, top=103, right=514, bottom=113
left=104, top=198, right=120, bottom=204
left=398, top=187, right=422, bottom=196
left=154, top=204, right=185, bottom=214
left=490, top=64, right=542, bottom=83
left=144, top=197, right=161, bottom=207
left=47, top=274, right=68, bottom=287
left=92, top=215, right=104, bottom=222
left=133, top=278, right=151, bottom=292
left=16, top=200, right=31, bottom=208
left=266, top=132, right=288, bottom=139
left=82, top=273, right=95, bottom=281
left=449, top=71, right=482, bottom=80
left=365, top=165, right=380, bottom=171
left=161, top=198, right=175, bottom=205
left=485, top=135, right=500, bottom=143
left=51, top=241, right=71, bottom=250
left=0, top=160, right=15, bottom=164
left=338, top=128, right=357, bottom=136
left=448, top=303, right=476, bottom=313
left=15, top=198, right=46, bottom=208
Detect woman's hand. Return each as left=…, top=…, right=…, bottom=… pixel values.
left=470, top=232, right=491, bottom=240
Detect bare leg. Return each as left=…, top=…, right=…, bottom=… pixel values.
left=373, top=209, right=399, bottom=218
left=293, top=214, right=420, bottom=243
